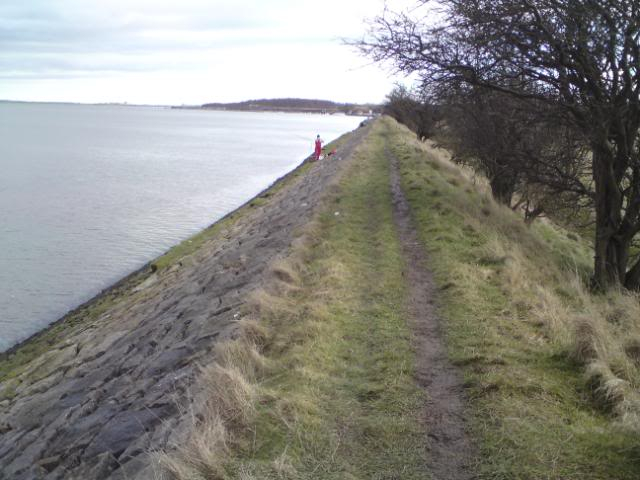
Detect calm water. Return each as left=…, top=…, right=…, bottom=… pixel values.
left=0, top=102, right=362, bottom=351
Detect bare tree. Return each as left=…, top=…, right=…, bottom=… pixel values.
left=440, top=87, right=590, bottom=218
left=385, top=85, right=440, bottom=140
left=360, top=0, right=640, bottom=290
left=439, top=90, right=522, bottom=205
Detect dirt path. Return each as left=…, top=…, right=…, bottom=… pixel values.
left=0, top=125, right=371, bottom=480
left=387, top=146, right=477, bottom=480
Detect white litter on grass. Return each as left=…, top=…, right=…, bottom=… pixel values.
left=334, top=211, right=340, bottom=216
left=233, top=313, right=239, bottom=319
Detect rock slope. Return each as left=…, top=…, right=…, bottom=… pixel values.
left=0, top=124, right=370, bottom=479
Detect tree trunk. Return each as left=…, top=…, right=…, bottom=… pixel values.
left=524, top=205, right=544, bottom=225
left=592, top=147, right=627, bottom=290
left=489, top=175, right=515, bottom=206
left=625, top=257, right=640, bottom=290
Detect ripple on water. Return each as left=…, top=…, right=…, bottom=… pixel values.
left=0, top=103, right=362, bottom=350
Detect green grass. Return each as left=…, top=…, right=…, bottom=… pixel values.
left=383, top=118, right=640, bottom=479
left=224, top=121, right=428, bottom=478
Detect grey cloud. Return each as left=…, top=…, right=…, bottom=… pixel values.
left=0, top=0, right=311, bottom=77
left=0, top=0, right=289, bottom=48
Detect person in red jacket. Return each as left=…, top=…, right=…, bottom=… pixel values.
left=314, top=134, right=324, bottom=161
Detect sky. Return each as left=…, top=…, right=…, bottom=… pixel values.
left=0, top=0, right=415, bottom=105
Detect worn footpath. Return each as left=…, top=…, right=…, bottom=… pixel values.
left=387, top=144, right=476, bottom=479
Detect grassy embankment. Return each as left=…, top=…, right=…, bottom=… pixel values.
left=388, top=118, right=640, bottom=478
left=162, top=117, right=640, bottom=480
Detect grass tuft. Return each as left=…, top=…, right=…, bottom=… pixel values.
left=571, top=317, right=601, bottom=363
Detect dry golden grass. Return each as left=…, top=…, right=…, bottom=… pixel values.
left=270, top=450, right=297, bottom=479
left=155, top=329, right=265, bottom=478
left=154, top=204, right=319, bottom=479
left=571, top=316, right=601, bottom=363
left=156, top=415, right=229, bottom=480
left=264, top=260, right=302, bottom=296
left=573, top=290, right=640, bottom=429
left=155, top=347, right=260, bottom=479
left=236, top=318, right=269, bottom=351
left=215, top=339, right=267, bottom=386
left=155, top=295, right=297, bottom=479
left=624, top=336, right=640, bottom=365
left=245, top=288, right=295, bottom=318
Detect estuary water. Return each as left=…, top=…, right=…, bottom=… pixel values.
left=0, top=102, right=363, bottom=351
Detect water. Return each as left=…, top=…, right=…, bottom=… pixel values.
left=0, top=102, right=362, bottom=351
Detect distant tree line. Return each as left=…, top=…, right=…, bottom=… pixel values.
left=383, top=86, right=441, bottom=141
left=201, top=98, right=382, bottom=115
left=360, top=0, right=640, bottom=291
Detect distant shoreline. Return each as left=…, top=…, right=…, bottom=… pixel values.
left=1, top=101, right=374, bottom=116
left=197, top=98, right=380, bottom=116
left=1, top=97, right=382, bottom=116
left=173, top=105, right=373, bottom=116
left=0, top=99, right=171, bottom=108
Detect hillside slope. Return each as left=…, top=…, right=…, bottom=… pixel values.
left=200, top=98, right=379, bottom=115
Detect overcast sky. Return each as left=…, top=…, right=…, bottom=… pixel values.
left=0, top=0, right=413, bottom=105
